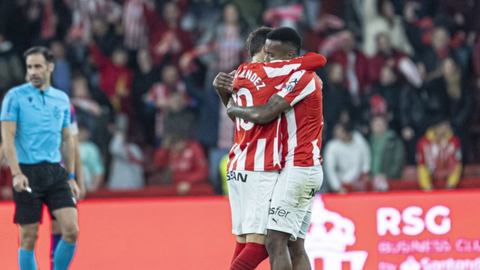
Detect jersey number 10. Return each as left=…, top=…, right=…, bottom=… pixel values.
left=232, top=88, right=254, bottom=131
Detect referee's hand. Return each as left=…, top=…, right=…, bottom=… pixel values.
left=13, top=174, right=30, bottom=192
left=68, top=179, right=81, bottom=201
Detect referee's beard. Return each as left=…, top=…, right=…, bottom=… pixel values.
left=29, top=73, right=51, bottom=90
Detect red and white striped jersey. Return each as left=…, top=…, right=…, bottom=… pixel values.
left=277, top=70, right=324, bottom=167
left=227, top=53, right=327, bottom=172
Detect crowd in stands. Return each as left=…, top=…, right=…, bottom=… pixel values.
left=0, top=0, right=479, bottom=199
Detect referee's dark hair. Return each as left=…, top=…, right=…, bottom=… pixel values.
left=24, top=46, right=55, bottom=63
left=266, top=27, right=302, bottom=55
left=246, top=27, right=273, bottom=58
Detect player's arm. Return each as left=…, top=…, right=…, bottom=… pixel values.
left=228, top=70, right=314, bottom=124
left=265, top=52, right=327, bottom=72
left=227, top=95, right=290, bottom=124
left=213, top=70, right=236, bottom=107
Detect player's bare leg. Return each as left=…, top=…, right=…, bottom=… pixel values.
left=288, top=238, right=311, bottom=270
left=265, top=230, right=293, bottom=270
left=51, top=208, right=78, bottom=270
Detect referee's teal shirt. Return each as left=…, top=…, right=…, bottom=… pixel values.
left=0, top=83, right=71, bottom=164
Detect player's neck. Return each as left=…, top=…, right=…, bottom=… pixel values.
left=251, top=54, right=263, bottom=63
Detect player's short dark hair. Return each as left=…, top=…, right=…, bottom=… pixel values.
left=246, top=27, right=273, bottom=58
left=23, top=46, right=54, bottom=63
left=266, top=27, right=302, bottom=55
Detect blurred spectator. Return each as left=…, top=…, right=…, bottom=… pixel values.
left=363, top=0, right=413, bottom=56
left=182, top=70, right=225, bottom=195
left=66, top=0, right=122, bottom=46
left=144, top=1, right=193, bottom=67
left=145, top=64, right=194, bottom=144
left=108, top=115, right=145, bottom=190
left=416, top=117, right=462, bottom=190
left=0, top=34, right=24, bottom=94
left=122, top=0, right=149, bottom=52
left=71, top=74, right=115, bottom=159
left=26, top=0, right=72, bottom=46
left=263, top=4, right=304, bottom=29
left=131, top=49, right=159, bottom=145
left=437, top=0, right=480, bottom=38
left=78, top=123, right=105, bottom=191
left=330, top=30, right=370, bottom=105
left=322, top=63, right=355, bottom=144
left=343, top=0, right=364, bottom=42
left=90, top=16, right=123, bottom=58
left=400, top=62, right=449, bottom=163
left=0, top=0, right=32, bottom=55
left=192, top=2, right=250, bottom=89
left=369, top=33, right=422, bottom=87
left=369, top=66, right=404, bottom=133
left=420, top=26, right=462, bottom=81
left=51, top=40, right=72, bottom=95
left=181, top=0, right=222, bottom=41
left=71, top=75, right=103, bottom=131
left=324, top=122, right=371, bottom=193
left=439, top=57, right=472, bottom=137
left=89, top=41, right=133, bottom=114
left=369, top=115, right=404, bottom=182
left=154, top=132, right=209, bottom=195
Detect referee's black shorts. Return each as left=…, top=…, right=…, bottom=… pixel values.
left=13, top=162, right=76, bottom=224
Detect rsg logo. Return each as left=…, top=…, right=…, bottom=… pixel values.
left=377, top=205, right=451, bottom=236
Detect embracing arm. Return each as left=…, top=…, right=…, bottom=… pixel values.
left=213, top=71, right=235, bottom=107
left=227, top=95, right=290, bottom=124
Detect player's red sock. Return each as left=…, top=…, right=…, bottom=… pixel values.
left=230, top=242, right=268, bottom=270
left=231, top=242, right=247, bottom=264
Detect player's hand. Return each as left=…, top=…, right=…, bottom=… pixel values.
left=68, top=178, right=81, bottom=201
left=213, top=72, right=234, bottom=93
left=13, top=174, right=30, bottom=193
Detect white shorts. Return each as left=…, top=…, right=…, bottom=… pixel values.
left=267, top=164, right=323, bottom=241
left=227, top=170, right=279, bottom=236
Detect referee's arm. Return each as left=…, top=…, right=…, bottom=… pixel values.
left=1, top=121, right=22, bottom=177
left=61, top=127, right=75, bottom=179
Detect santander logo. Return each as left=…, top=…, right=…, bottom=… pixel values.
left=305, top=196, right=368, bottom=270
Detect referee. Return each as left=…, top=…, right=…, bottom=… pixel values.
left=1, top=47, right=79, bottom=270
